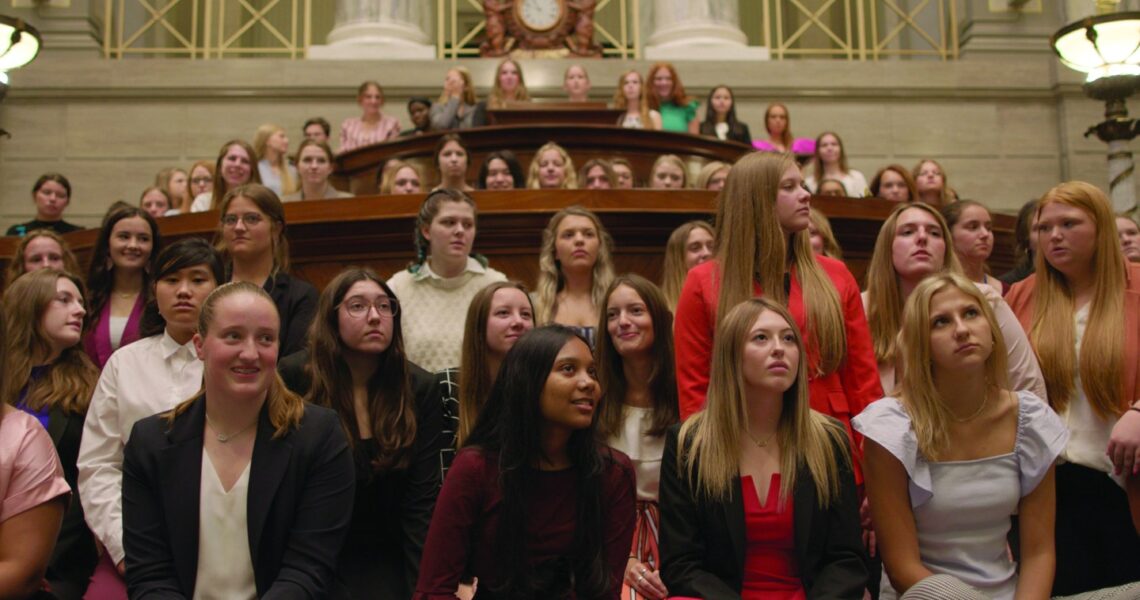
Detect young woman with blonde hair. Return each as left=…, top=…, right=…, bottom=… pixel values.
left=253, top=123, right=297, bottom=196
left=614, top=70, right=662, bottom=130
left=862, top=202, right=1044, bottom=398
left=121, top=282, right=355, bottom=598
left=5, top=229, right=80, bottom=285
left=278, top=267, right=443, bottom=599
left=485, top=58, right=530, bottom=109
left=3, top=269, right=100, bottom=598
left=808, top=208, right=843, bottom=260
left=856, top=273, right=1064, bottom=599
left=660, top=297, right=866, bottom=598
left=674, top=152, right=881, bottom=477
left=378, top=159, right=423, bottom=195
left=596, top=274, right=679, bottom=600
left=649, top=154, right=687, bottom=189
left=695, top=161, right=730, bottom=191
left=913, top=159, right=956, bottom=206
left=431, top=66, right=481, bottom=131
left=154, top=167, right=189, bottom=214
left=1006, top=181, right=1140, bottom=595
left=527, top=141, right=577, bottom=189
left=660, top=220, right=714, bottom=311
left=534, top=206, right=615, bottom=348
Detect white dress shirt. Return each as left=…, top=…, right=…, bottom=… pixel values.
left=78, top=332, right=203, bottom=564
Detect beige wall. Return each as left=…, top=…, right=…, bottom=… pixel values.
left=0, top=52, right=1125, bottom=229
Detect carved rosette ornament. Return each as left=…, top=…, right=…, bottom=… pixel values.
left=481, top=0, right=601, bottom=57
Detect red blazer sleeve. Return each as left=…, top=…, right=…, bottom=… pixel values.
left=827, top=258, right=883, bottom=420
left=674, top=262, right=718, bottom=421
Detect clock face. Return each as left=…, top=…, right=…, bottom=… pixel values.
left=517, top=0, right=563, bottom=32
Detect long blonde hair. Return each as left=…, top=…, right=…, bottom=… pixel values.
left=1029, top=181, right=1127, bottom=418
left=487, top=58, right=530, bottom=109
left=253, top=124, right=297, bottom=195
left=527, top=142, right=578, bottom=189
left=677, top=297, right=849, bottom=506
left=715, top=152, right=846, bottom=376
left=661, top=220, right=713, bottom=310
left=2, top=269, right=97, bottom=415
left=534, top=206, right=615, bottom=325
left=896, top=273, right=1009, bottom=460
left=166, top=282, right=304, bottom=438
left=864, top=203, right=963, bottom=367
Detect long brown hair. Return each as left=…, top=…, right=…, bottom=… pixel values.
left=166, top=282, right=303, bottom=438
left=595, top=275, right=678, bottom=439
left=864, top=203, right=963, bottom=367
left=714, top=152, right=847, bottom=376
left=305, top=268, right=417, bottom=470
left=535, top=206, right=616, bottom=325
left=1, top=269, right=97, bottom=415
left=209, top=140, right=262, bottom=210
left=870, top=164, right=917, bottom=202
left=456, top=280, right=535, bottom=447
left=612, top=70, right=657, bottom=131
left=1029, top=181, right=1127, bottom=418
left=764, top=103, right=794, bottom=151
left=677, top=297, right=848, bottom=506
left=487, top=58, right=530, bottom=109
left=661, top=220, right=713, bottom=310
left=896, top=273, right=1009, bottom=460
left=214, top=183, right=292, bottom=276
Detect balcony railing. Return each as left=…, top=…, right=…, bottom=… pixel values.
left=102, top=0, right=957, bottom=61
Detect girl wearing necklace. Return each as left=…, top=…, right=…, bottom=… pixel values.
left=862, top=202, right=1044, bottom=399
left=534, top=206, right=615, bottom=349
left=855, top=273, right=1065, bottom=599
left=84, top=206, right=161, bottom=369
left=121, top=282, right=355, bottom=598
left=659, top=297, right=866, bottom=598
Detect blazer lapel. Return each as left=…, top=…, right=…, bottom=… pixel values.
left=247, top=407, right=292, bottom=573
left=47, top=406, right=68, bottom=447
left=793, top=463, right=815, bottom=565
left=724, top=476, right=747, bottom=575
left=158, top=399, right=206, bottom=593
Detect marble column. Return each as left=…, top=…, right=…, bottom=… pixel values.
left=643, top=0, right=768, bottom=60
left=308, top=0, right=434, bottom=60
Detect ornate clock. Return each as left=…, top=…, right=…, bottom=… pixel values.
left=481, top=0, right=601, bottom=57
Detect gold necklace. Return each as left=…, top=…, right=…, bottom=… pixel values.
left=947, top=394, right=989, bottom=423
left=205, top=413, right=257, bottom=443
left=746, top=428, right=777, bottom=448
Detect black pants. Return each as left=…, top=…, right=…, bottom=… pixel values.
left=1053, top=463, right=1140, bottom=595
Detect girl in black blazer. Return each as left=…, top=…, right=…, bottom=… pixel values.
left=698, top=85, right=752, bottom=145
left=122, top=282, right=355, bottom=599
left=659, top=297, right=866, bottom=599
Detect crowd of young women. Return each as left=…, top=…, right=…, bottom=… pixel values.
left=4, top=143, right=1140, bottom=600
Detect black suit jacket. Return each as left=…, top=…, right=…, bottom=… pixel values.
left=262, top=272, right=319, bottom=360
left=698, top=121, right=753, bottom=145
left=46, top=407, right=98, bottom=598
left=658, top=423, right=867, bottom=600
left=122, top=397, right=355, bottom=599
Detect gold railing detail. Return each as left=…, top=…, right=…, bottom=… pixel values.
left=436, top=0, right=639, bottom=59
left=104, top=0, right=310, bottom=59
left=764, top=0, right=957, bottom=60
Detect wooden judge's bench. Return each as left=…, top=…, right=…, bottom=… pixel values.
left=0, top=120, right=1016, bottom=291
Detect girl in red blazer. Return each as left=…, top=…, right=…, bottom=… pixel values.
left=674, top=152, right=881, bottom=479
left=1005, top=181, right=1140, bottom=595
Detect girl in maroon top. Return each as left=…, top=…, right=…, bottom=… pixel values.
left=415, top=325, right=636, bottom=599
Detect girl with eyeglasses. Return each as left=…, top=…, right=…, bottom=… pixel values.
left=279, top=267, right=444, bottom=599
left=214, top=183, right=317, bottom=359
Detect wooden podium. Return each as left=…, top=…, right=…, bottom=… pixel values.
left=484, top=102, right=623, bottom=126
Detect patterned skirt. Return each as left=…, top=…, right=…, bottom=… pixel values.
left=621, top=499, right=660, bottom=600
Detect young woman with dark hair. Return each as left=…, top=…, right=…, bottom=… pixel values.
left=478, top=150, right=526, bottom=190
left=580, top=159, right=616, bottom=190
left=283, top=140, right=353, bottom=201
left=998, top=199, right=1039, bottom=286
left=387, top=188, right=506, bottom=372
left=121, top=282, right=355, bottom=598
left=660, top=297, right=866, bottom=598
left=214, top=183, right=318, bottom=358
left=870, top=165, right=917, bottom=204
left=416, top=325, right=636, bottom=599
left=6, top=173, right=83, bottom=236
left=278, top=266, right=443, bottom=599
left=699, top=85, right=751, bottom=144
left=78, top=238, right=223, bottom=598
left=596, top=275, right=679, bottom=600
left=433, top=133, right=475, bottom=192
left=2, top=269, right=99, bottom=599
left=83, top=206, right=161, bottom=369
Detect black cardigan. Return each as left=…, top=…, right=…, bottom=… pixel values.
left=658, top=423, right=867, bottom=599
left=122, top=397, right=355, bottom=599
